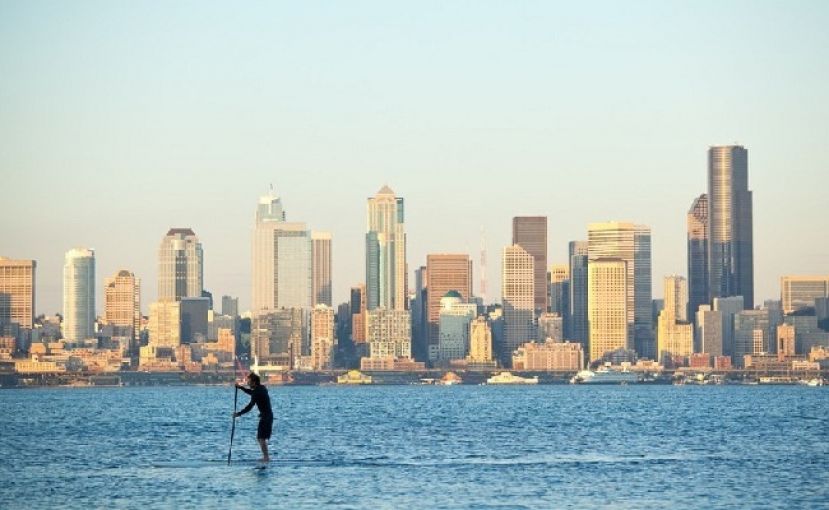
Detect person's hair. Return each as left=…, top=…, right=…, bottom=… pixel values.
left=248, top=372, right=261, bottom=386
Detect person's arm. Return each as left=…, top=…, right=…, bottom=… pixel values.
left=235, top=396, right=255, bottom=417
left=235, top=384, right=253, bottom=395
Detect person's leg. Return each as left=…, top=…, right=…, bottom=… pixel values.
left=258, top=438, right=269, bottom=462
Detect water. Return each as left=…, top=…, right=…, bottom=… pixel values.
left=1, top=385, right=826, bottom=509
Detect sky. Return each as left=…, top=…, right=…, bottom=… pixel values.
left=1, top=1, right=828, bottom=315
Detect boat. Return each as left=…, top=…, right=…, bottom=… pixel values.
left=337, top=370, right=373, bottom=385
left=799, top=378, right=825, bottom=387
left=485, top=372, right=539, bottom=385
left=438, top=372, right=463, bottom=386
left=570, top=368, right=639, bottom=385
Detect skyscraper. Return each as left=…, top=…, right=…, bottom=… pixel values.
left=350, top=284, right=367, bottom=349
left=501, top=245, right=535, bottom=365
left=252, top=191, right=312, bottom=312
left=687, top=194, right=709, bottom=319
left=366, top=308, right=411, bottom=359
left=0, top=257, right=36, bottom=330
left=512, top=216, right=548, bottom=315
left=158, top=228, right=203, bottom=301
left=780, top=275, right=829, bottom=314
left=104, top=270, right=140, bottom=341
left=63, top=248, right=95, bottom=342
left=657, top=276, right=693, bottom=365
left=548, top=264, right=569, bottom=318
left=366, top=185, right=406, bottom=311
left=588, top=222, right=653, bottom=358
left=426, top=254, right=472, bottom=362
left=734, top=309, right=769, bottom=366
left=437, top=291, right=477, bottom=362
left=221, top=295, right=239, bottom=317
left=312, top=231, right=333, bottom=307
left=568, top=241, right=589, bottom=347
left=311, top=304, right=336, bottom=370
left=588, top=258, right=628, bottom=362
left=467, top=316, right=494, bottom=363
left=148, top=300, right=181, bottom=348
left=708, top=145, right=754, bottom=309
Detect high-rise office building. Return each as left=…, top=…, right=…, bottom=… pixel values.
left=588, top=258, right=629, bottom=362
left=252, top=192, right=312, bottom=312
left=148, top=300, right=181, bottom=348
left=708, top=145, right=754, bottom=309
left=63, top=248, right=96, bottom=342
left=501, top=245, right=535, bottom=365
left=158, top=228, right=203, bottom=301
left=366, top=308, right=411, bottom=359
left=467, top=316, right=493, bottom=363
left=312, top=231, right=333, bottom=307
left=512, top=216, right=548, bottom=314
left=221, top=295, right=238, bottom=317
left=366, top=186, right=406, bottom=311
left=350, top=285, right=367, bottom=347
left=537, top=312, right=563, bottom=342
left=180, top=297, right=209, bottom=343
left=548, top=264, right=569, bottom=321
left=734, top=309, right=769, bottom=366
left=777, top=324, right=796, bottom=358
left=687, top=194, right=709, bottom=319
left=780, top=276, right=829, bottom=315
left=657, top=276, right=693, bottom=364
left=311, top=305, right=336, bottom=370
left=696, top=305, right=723, bottom=356
left=0, top=257, right=36, bottom=330
left=437, top=291, right=477, bottom=362
left=568, top=241, right=589, bottom=346
left=411, top=266, right=428, bottom=361
left=714, top=295, right=744, bottom=358
left=251, top=308, right=306, bottom=368
left=104, top=270, right=140, bottom=341
left=588, top=222, right=653, bottom=358
left=426, top=254, right=472, bottom=361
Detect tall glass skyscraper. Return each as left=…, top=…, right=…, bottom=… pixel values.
left=501, top=244, right=535, bottom=365
left=63, top=248, right=95, bottom=342
left=252, top=191, right=312, bottom=313
left=158, top=228, right=203, bottom=301
left=366, top=186, right=406, bottom=311
left=687, top=194, right=709, bottom=320
left=568, top=241, right=589, bottom=347
left=708, top=145, right=754, bottom=309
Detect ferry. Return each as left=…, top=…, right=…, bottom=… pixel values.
left=799, top=377, right=825, bottom=387
left=571, top=368, right=639, bottom=385
left=438, top=372, right=463, bottom=386
left=485, top=372, right=539, bottom=385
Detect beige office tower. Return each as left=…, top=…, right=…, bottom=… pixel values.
left=587, top=258, right=628, bottom=362
left=467, top=316, right=493, bottom=363
left=777, top=323, right=796, bottom=359
left=158, top=228, right=203, bottom=301
left=426, top=254, right=472, bottom=361
left=63, top=248, right=96, bottom=342
left=512, top=216, right=548, bottom=314
left=366, top=308, right=411, bottom=359
left=588, top=222, right=653, bottom=359
left=366, top=186, right=407, bottom=311
left=311, top=232, right=333, bottom=307
left=657, top=276, right=693, bottom=363
left=780, top=276, right=829, bottom=314
left=0, top=257, right=36, bottom=329
left=104, top=270, right=141, bottom=340
left=502, top=245, right=535, bottom=363
left=311, top=305, right=336, bottom=370
left=148, top=300, right=181, bottom=348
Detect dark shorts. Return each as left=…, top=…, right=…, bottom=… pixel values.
left=257, top=416, right=273, bottom=440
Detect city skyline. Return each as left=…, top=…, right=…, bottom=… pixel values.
left=2, top=2, right=828, bottom=314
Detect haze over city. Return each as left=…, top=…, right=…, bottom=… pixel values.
left=2, top=1, right=828, bottom=314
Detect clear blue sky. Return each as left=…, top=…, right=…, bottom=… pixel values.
left=1, top=1, right=827, bottom=315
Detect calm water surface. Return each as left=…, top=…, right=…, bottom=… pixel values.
left=1, top=385, right=826, bottom=509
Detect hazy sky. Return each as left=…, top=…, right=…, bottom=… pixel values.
left=1, top=1, right=827, bottom=315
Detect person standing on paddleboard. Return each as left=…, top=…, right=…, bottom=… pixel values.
left=233, top=373, right=274, bottom=462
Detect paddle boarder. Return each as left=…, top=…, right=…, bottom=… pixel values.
left=233, top=372, right=274, bottom=462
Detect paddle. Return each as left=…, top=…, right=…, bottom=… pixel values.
left=227, top=362, right=239, bottom=466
